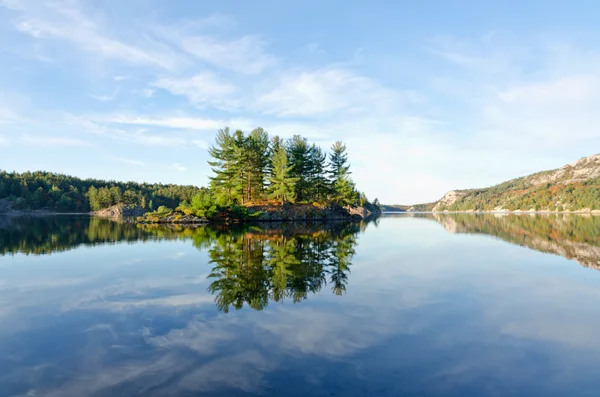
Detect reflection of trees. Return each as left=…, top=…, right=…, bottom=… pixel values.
left=0, top=216, right=211, bottom=255
left=2, top=215, right=367, bottom=311
left=206, top=226, right=360, bottom=312
left=428, top=213, right=600, bottom=269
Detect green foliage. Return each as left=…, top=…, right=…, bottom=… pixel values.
left=178, top=189, right=218, bottom=218
left=268, top=146, right=299, bottom=204
left=207, top=225, right=359, bottom=312
left=334, top=169, right=357, bottom=206
left=0, top=170, right=200, bottom=213
left=436, top=176, right=600, bottom=212
left=144, top=206, right=173, bottom=221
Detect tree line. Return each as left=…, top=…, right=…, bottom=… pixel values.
left=1, top=127, right=379, bottom=215
left=0, top=170, right=200, bottom=212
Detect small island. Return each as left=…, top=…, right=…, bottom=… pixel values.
left=137, top=128, right=380, bottom=224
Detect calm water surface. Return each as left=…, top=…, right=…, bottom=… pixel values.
left=2, top=214, right=600, bottom=397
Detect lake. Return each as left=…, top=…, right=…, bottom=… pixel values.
left=1, top=213, right=600, bottom=397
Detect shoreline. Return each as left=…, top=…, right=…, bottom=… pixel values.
left=383, top=210, right=600, bottom=215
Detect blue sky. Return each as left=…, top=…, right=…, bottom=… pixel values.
left=1, top=0, right=599, bottom=204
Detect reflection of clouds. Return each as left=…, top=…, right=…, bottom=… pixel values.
left=37, top=354, right=192, bottom=397
left=5, top=217, right=600, bottom=396
left=177, top=350, right=273, bottom=393
left=251, top=307, right=395, bottom=358
left=74, top=293, right=215, bottom=311
left=147, top=317, right=237, bottom=355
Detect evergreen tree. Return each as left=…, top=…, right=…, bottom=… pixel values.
left=268, top=147, right=299, bottom=204
left=208, top=128, right=243, bottom=206
left=307, top=144, right=329, bottom=202
left=245, top=128, right=270, bottom=202
left=328, top=141, right=351, bottom=182
left=334, top=169, right=357, bottom=206
left=286, top=135, right=311, bottom=201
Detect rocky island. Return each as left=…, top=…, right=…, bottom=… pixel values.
left=137, top=127, right=381, bottom=224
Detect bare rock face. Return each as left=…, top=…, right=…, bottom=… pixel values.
left=94, top=204, right=146, bottom=217
left=527, top=153, right=600, bottom=186
left=432, top=191, right=467, bottom=212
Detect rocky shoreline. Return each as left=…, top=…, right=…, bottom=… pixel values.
left=137, top=203, right=381, bottom=224
left=429, top=209, right=600, bottom=214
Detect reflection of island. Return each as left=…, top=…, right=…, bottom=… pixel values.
left=206, top=224, right=359, bottom=312
left=428, top=213, right=600, bottom=270
left=1, top=215, right=364, bottom=312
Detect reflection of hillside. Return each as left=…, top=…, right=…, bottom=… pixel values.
left=0, top=216, right=196, bottom=256
left=431, top=213, right=600, bottom=270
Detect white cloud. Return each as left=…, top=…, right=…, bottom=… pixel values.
left=179, top=34, right=275, bottom=74
left=154, top=72, right=238, bottom=109
left=497, top=75, right=600, bottom=105
left=65, top=115, right=190, bottom=146
left=192, top=139, right=209, bottom=149
left=0, top=136, right=9, bottom=146
left=172, top=163, right=188, bottom=172
left=102, top=114, right=226, bottom=130
left=118, top=158, right=144, bottom=166
left=90, top=87, right=120, bottom=102
left=20, top=134, right=91, bottom=147
left=4, top=0, right=183, bottom=70
left=257, top=67, right=398, bottom=117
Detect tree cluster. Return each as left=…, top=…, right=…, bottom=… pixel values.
left=207, top=127, right=377, bottom=207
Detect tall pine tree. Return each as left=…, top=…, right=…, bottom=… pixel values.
left=268, top=146, right=299, bottom=204
left=208, top=128, right=243, bottom=206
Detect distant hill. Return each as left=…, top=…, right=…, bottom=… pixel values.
left=380, top=202, right=436, bottom=212
left=432, top=154, right=600, bottom=212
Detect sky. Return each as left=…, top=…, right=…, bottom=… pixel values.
left=1, top=0, right=599, bottom=204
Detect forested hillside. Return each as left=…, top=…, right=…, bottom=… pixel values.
left=433, top=154, right=600, bottom=212
left=0, top=170, right=201, bottom=213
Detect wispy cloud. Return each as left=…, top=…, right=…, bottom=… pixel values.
left=153, top=72, right=239, bottom=109
left=65, top=115, right=189, bottom=146
left=118, top=158, right=145, bottom=166
left=90, top=87, right=120, bottom=102
left=256, top=67, right=399, bottom=117
left=3, top=0, right=183, bottom=70
left=172, top=163, right=188, bottom=172
left=101, top=114, right=227, bottom=130
left=177, top=34, right=275, bottom=75
left=20, top=134, right=92, bottom=147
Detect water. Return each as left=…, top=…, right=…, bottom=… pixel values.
left=1, top=214, right=600, bottom=397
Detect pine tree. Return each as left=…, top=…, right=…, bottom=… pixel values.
left=334, top=169, right=356, bottom=206
left=329, top=141, right=354, bottom=204
left=286, top=135, right=311, bottom=202
left=328, top=141, right=350, bottom=182
left=307, top=144, right=329, bottom=202
left=245, top=128, right=270, bottom=202
left=268, top=147, right=299, bottom=204
left=208, top=128, right=243, bottom=206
